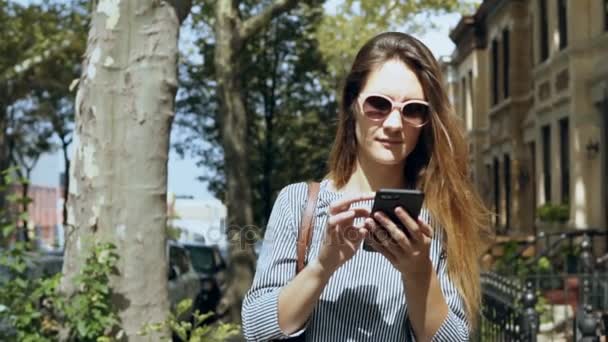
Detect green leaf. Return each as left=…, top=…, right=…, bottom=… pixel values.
left=2, top=224, right=15, bottom=237
left=176, top=298, right=193, bottom=318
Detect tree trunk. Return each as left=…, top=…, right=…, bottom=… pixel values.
left=61, top=1, right=189, bottom=339
left=61, top=139, right=70, bottom=226
left=20, top=178, right=29, bottom=243
left=214, top=1, right=257, bottom=324
left=262, top=25, right=280, bottom=224
left=214, top=0, right=299, bottom=324
left=0, top=102, right=9, bottom=228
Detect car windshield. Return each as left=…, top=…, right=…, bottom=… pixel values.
left=185, top=246, right=216, bottom=273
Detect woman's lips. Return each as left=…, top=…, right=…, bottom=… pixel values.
left=376, top=138, right=403, bottom=147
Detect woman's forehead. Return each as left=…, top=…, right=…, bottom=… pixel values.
left=362, top=60, right=424, bottom=101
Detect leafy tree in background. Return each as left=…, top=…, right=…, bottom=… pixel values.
left=0, top=0, right=87, bottom=240
left=174, top=0, right=319, bottom=323
left=316, top=0, right=480, bottom=87
left=7, top=100, right=55, bottom=241
left=177, top=0, right=334, bottom=228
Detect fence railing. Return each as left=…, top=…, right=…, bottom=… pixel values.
left=478, top=229, right=608, bottom=341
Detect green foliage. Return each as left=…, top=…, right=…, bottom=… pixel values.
left=0, top=168, right=119, bottom=341
left=0, top=0, right=87, bottom=215
left=60, top=243, right=121, bottom=341
left=492, top=241, right=528, bottom=278
left=315, top=0, right=481, bottom=82
left=139, top=299, right=240, bottom=342
left=492, top=241, right=555, bottom=279
left=0, top=242, right=62, bottom=341
left=537, top=203, right=570, bottom=223
left=0, top=241, right=122, bottom=341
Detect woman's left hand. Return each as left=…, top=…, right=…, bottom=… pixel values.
left=364, top=207, right=434, bottom=276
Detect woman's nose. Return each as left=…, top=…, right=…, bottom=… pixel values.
left=382, top=109, right=403, bottom=130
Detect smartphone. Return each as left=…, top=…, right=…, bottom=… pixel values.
left=363, top=188, right=425, bottom=252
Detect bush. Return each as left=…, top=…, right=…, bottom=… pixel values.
left=0, top=241, right=121, bottom=342
left=139, top=299, right=240, bottom=342
left=537, top=203, right=569, bottom=223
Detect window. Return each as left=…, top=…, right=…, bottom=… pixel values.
left=468, top=70, right=474, bottom=106
left=539, top=0, right=549, bottom=61
left=558, top=0, right=568, bottom=49
left=504, top=154, right=511, bottom=230
left=493, top=158, right=500, bottom=227
left=559, top=118, right=570, bottom=203
left=502, top=29, right=510, bottom=99
left=529, top=142, right=537, bottom=219
left=461, top=77, right=467, bottom=121
left=542, top=125, right=552, bottom=202
left=468, top=70, right=474, bottom=130
left=491, top=39, right=499, bottom=105
left=530, top=15, right=535, bottom=66
left=605, top=0, right=608, bottom=31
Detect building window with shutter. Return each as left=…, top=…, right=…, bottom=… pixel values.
left=558, top=0, right=568, bottom=49
left=502, top=29, right=510, bottom=99
left=539, top=0, right=549, bottom=61
left=605, top=0, right=608, bottom=31
left=493, top=158, right=501, bottom=227
left=542, top=125, right=552, bottom=202
left=504, top=154, right=511, bottom=230
left=461, top=77, right=467, bottom=122
left=467, top=69, right=473, bottom=130
left=559, top=118, right=570, bottom=203
left=491, top=39, right=499, bottom=105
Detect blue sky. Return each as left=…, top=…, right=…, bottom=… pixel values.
left=25, top=1, right=462, bottom=200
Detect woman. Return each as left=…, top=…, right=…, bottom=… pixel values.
left=242, top=32, right=491, bottom=341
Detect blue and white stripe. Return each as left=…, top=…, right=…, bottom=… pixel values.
left=242, top=179, right=470, bottom=341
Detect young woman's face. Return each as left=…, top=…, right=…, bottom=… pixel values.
left=355, top=59, right=426, bottom=167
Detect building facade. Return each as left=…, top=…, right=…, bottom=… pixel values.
left=445, top=0, right=608, bottom=235
left=167, top=193, right=228, bottom=250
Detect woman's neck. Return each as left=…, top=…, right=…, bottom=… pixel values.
left=337, top=154, right=406, bottom=194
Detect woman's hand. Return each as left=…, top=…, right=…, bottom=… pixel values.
left=364, top=207, right=434, bottom=276
left=316, top=193, right=375, bottom=274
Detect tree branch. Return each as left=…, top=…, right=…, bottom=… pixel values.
left=239, top=0, right=299, bottom=41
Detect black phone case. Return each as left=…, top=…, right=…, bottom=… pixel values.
left=363, top=189, right=425, bottom=252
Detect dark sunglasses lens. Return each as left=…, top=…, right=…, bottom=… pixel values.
left=403, top=102, right=429, bottom=125
left=363, top=96, right=391, bottom=118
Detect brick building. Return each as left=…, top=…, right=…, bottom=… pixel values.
left=444, top=0, right=608, bottom=235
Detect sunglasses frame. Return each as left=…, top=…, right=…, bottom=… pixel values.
left=357, top=92, right=431, bottom=128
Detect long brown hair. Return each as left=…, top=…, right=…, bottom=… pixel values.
left=326, top=32, right=492, bottom=330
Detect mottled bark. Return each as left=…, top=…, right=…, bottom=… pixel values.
left=214, top=0, right=299, bottom=324
left=61, top=0, right=189, bottom=339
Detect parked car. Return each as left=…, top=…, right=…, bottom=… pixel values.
left=182, top=243, right=226, bottom=320
left=167, top=241, right=202, bottom=316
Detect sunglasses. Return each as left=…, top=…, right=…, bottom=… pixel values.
left=357, top=93, right=430, bottom=127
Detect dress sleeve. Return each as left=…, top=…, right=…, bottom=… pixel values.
left=241, top=184, right=309, bottom=341
left=429, top=224, right=470, bottom=341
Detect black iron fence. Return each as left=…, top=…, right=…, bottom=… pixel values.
left=477, top=229, right=608, bottom=341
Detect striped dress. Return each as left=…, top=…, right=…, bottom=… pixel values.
left=242, top=179, right=470, bottom=341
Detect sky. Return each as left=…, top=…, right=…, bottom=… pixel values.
left=26, top=1, right=463, bottom=200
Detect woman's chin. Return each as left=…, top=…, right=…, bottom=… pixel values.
left=369, top=153, right=406, bottom=166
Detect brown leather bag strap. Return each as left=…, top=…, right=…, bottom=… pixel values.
left=296, top=181, right=320, bottom=274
